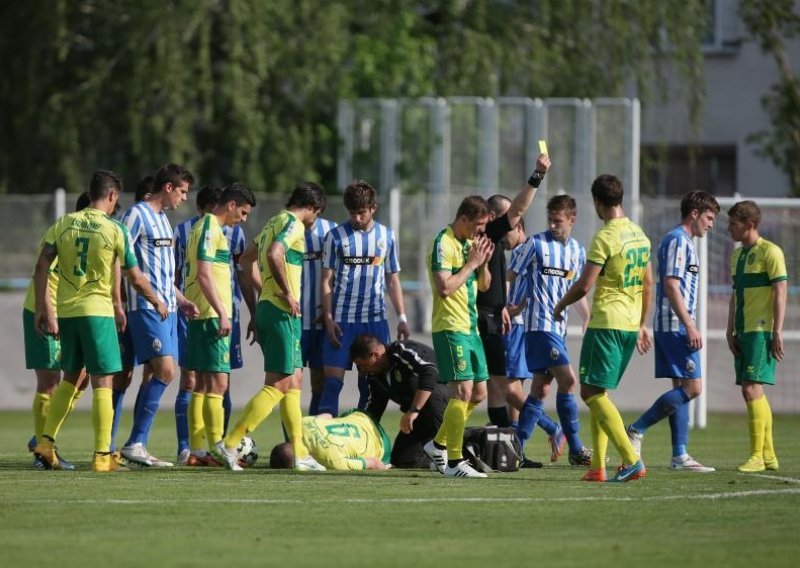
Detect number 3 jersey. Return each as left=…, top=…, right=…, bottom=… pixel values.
left=43, top=208, right=137, bottom=318
left=654, top=226, right=698, bottom=333
left=586, top=217, right=651, bottom=332
left=301, top=410, right=391, bottom=471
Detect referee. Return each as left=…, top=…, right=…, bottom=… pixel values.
left=351, top=334, right=447, bottom=469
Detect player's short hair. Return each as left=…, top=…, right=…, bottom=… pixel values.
left=344, top=180, right=376, bottom=211
left=455, top=195, right=489, bottom=221
left=286, top=181, right=326, bottom=211
left=269, top=442, right=295, bottom=469
left=75, top=192, right=91, bottom=212
left=135, top=175, right=154, bottom=203
left=350, top=334, right=382, bottom=362
left=590, top=174, right=624, bottom=208
left=680, top=190, right=720, bottom=218
left=196, top=186, right=222, bottom=210
left=728, top=200, right=762, bottom=228
left=547, top=194, right=577, bottom=216
left=220, top=182, right=256, bottom=207
left=89, top=170, right=123, bottom=201
left=152, top=163, right=195, bottom=193
left=487, top=194, right=511, bottom=216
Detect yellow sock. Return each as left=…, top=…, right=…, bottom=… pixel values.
left=280, top=389, right=309, bottom=459
left=762, top=397, right=775, bottom=460
left=466, top=401, right=479, bottom=420
left=224, top=385, right=284, bottom=448
left=587, top=392, right=638, bottom=466
left=32, top=392, right=51, bottom=442
left=203, top=393, right=225, bottom=448
left=587, top=403, right=608, bottom=470
left=42, top=381, right=78, bottom=441
left=746, top=398, right=766, bottom=460
left=434, top=400, right=479, bottom=447
left=92, top=387, right=113, bottom=453
left=442, top=399, right=468, bottom=461
left=189, top=392, right=206, bottom=453
left=70, top=385, right=85, bottom=411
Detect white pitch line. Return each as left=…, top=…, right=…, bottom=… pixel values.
left=743, top=473, right=800, bottom=484
left=4, top=487, right=800, bottom=506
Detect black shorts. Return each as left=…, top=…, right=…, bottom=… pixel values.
left=478, top=308, right=506, bottom=376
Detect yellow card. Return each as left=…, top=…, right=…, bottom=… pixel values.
left=538, top=140, right=548, bottom=155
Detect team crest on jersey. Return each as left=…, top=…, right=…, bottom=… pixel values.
left=748, top=254, right=755, bottom=265
left=686, top=360, right=696, bottom=373
left=550, top=347, right=560, bottom=361
left=152, top=338, right=162, bottom=353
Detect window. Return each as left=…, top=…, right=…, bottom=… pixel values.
left=641, top=144, right=737, bottom=197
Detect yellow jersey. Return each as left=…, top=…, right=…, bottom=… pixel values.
left=184, top=213, right=232, bottom=320
left=586, top=217, right=651, bottom=332
left=302, top=411, right=391, bottom=471
left=43, top=209, right=136, bottom=318
left=428, top=226, right=477, bottom=334
left=731, top=237, right=787, bottom=334
left=255, top=210, right=304, bottom=313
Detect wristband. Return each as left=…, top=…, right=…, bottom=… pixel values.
left=398, top=313, right=408, bottom=324
left=527, top=170, right=546, bottom=188
left=407, top=406, right=421, bottom=414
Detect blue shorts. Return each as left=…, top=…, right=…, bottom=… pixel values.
left=302, top=328, right=326, bottom=369
left=178, top=308, right=242, bottom=370
left=654, top=331, right=701, bottom=379
left=118, top=327, right=136, bottom=369
left=504, top=324, right=531, bottom=379
left=322, top=320, right=391, bottom=370
left=525, top=330, right=570, bottom=374
left=128, top=310, right=178, bottom=364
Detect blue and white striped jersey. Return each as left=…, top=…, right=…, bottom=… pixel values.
left=508, top=231, right=585, bottom=335
left=121, top=202, right=176, bottom=312
left=323, top=220, right=400, bottom=323
left=303, top=217, right=337, bottom=330
left=654, top=225, right=698, bottom=333
left=507, top=245, right=530, bottom=326
left=174, top=215, right=246, bottom=306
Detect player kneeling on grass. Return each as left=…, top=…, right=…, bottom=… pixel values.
left=270, top=410, right=391, bottom=471
left=626, top=190, right=719, bottom=473
left=725, top=200, right=787, bottom=473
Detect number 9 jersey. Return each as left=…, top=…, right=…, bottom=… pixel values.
left=44, top=209, right=137, bottom=318
left=586, top=217, right=650, bottom=332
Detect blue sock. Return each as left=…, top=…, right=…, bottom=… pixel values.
left=509, top=420, right=519, bottom=430
left=126, top=377, right=168, bottom=446
left=318, top=377, right=344, bottom=417
left=669, top=399, right=690, bottom=457
left=537, top=411, right=559, bottom=436
left=631, top=387, right=691, bottom=433
left=174, top=389, right=191, bottom=453
left=110, top=388, right=127, bottom=452
left=516, top=396, right=544, bottom=448
left=309, top=392, right=321, bottom=416
left=556, top=392, right=582, bottom=454
left=357, top=373, right=370, bottom=410
left=223, top=386, right=232, bottom=436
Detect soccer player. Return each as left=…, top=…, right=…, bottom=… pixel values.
left=118, top=163, right=197, bottom=467
left=214, top=182, right=327, bottom=472
left=183, top=182, right=255, bottom=469
left=269, top=410, right=391, bottom=471
left=553, top=174, right=651, bottom=483
left=475, top=155, right=551, bottom=428
left=32, top=170, right=168, bottom=472
left=626, top=190, right=720, bottom=472
left=423, top=196, right=495, bottom=478
left=507, top=195, right=593, bottom=466
left=725, top=200, right=787, bottom=473
left=23, top=192, right=92, bottom=470
left=351, top=334, right=448, bottom=468
left=302, top=215, right=337, bottom=415
left=318, top=180, right=408, bottom=416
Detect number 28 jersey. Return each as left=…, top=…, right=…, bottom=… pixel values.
left=44, top=208, right=137, bottom=318
left=586, top=217, right=650, bottom=332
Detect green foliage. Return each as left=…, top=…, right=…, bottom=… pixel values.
left=0, top=0, right=709, bottom=194
left=740, top=0, right=800, bottom=195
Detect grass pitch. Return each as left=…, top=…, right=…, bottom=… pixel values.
left=1, top=409, right=798, bottom=568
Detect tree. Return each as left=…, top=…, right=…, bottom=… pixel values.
left=740, top=0, right=800, bottom=195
